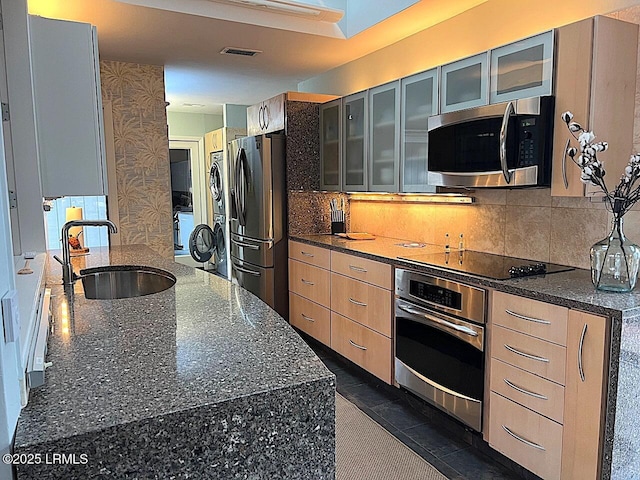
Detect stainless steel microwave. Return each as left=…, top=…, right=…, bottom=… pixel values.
left=427, top=96, right=555, bottom=188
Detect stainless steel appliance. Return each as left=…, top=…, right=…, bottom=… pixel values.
left=427, top=95, right=555, bottom=188
left=209, top=151, right=225, bottom=216
left=229, top=134, right=288, bottom=318
left=395, top=269, right=486, bottom=431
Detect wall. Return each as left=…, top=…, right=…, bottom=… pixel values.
left=167, top=111, right=223, bottom=137
left=100, top=60, right=174, bottom=258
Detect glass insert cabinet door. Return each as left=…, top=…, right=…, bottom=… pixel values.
left=490, top=31, right=554, bottom=104
left=440, top=53, right=489, bottom=113
left=401, top=69, right=438, bottom=192
left=369, top=81, right=400, bottom=192
left=343, top=91, right=368, bottom=191
left=320, top=99, right=342, bottom=191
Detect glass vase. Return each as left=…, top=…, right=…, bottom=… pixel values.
left=590, top=216, right=640, bottom=292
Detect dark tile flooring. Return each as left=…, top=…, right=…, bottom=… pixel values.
left=307, top=338, right=542, bottom=480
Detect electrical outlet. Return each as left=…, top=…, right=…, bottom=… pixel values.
left=1, top=290, right=20, bottom=343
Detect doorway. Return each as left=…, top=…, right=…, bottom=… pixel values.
left=169, top=138, right=206, bottom=266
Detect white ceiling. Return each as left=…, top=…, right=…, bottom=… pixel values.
left=27, top=0, right=488, bottom=114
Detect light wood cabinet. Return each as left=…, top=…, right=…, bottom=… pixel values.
left=288, top=240, right=331, bottom=270
left=289, top=292, right=331, bottom=347
left=551, top=16, right=638, bottom=197
left=330, top=250, right=392, bottom=289
left=488, top=392, right=563, bottom=479
left=29, top=16, right=107, bottom=197
left=288, top=259, right=330, bottom=306
left=330, top=312, right=392, bottom=383
left=561, top=310, right=608, bottom=480
left=287, top=240, right=394, bottom=383
left=330, top=273, right=392, bottom=337
left=487, top=291, right=609, bottom=480
left=492, top=291, right=568, bottom=346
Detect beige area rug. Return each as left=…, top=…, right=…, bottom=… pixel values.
left=336, top=393, right=448, bottom=480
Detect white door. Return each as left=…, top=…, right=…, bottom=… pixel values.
left=170, top=138, right=206, bottom=267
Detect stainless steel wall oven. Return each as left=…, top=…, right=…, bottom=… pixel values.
left=395, top=269, right=487, bottom=431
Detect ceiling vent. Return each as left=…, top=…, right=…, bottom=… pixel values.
left=220, top=47, right=263, bottom=57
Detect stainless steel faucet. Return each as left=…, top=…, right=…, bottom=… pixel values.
left=53, top=220, right=118, bottom=285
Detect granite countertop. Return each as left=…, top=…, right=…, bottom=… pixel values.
left=15, top=245, right=333, bottom=450
left=290, top=234, right=640, bottom=319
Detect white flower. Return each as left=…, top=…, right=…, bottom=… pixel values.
left=625, top=165, right=633, bottom=177
left=567, top=147, right=577, bottom=157
left=585, top=146, right=596, bottom=156
left=561, top=111, right=574, bottom=123
left=578, top=131, right=595, bottom=146
left=568, top=122, right=583, bottom=132
left=584, top=166, right=593, bottom=176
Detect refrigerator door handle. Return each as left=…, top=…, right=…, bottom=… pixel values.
left=234, top=263, right=261, bottom=277
left=234, top=148, right=248, bottom=226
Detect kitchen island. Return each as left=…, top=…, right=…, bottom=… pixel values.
left=291, top=233, right=640, bottom=480
left=14, top=246, right=335, bottom=479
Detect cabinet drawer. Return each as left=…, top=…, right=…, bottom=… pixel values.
left=288, top=240, right=331, bottom=270
left=330, top=312, right=392, bottom=384
left=288, top=259, right=330, bottom=307
left=492, top=291, right=568, bottom=346
left=489, top=392, right=562, bottom=480
left=330, top=273, right=392, bottom=337
left=330, top=251, right=392, bottom=290
left=491, top=325, right=566, bottom=385
left=289, top=293, right=331, bottom=347
left=490, top=359, right=565, bottom=424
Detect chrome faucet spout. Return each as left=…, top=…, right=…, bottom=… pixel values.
left=59, top=219, right=118, bottom=285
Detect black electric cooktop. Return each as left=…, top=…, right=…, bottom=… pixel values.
left=398, top=250, right=575, bottom=280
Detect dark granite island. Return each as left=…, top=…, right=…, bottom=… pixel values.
left=14, top=246, right=335, bottom=479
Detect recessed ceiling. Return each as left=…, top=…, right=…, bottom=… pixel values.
left=27, top=0, right=488, bottom=114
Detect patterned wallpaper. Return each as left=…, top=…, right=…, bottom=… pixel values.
left=100, top=61, right=173, bottom=258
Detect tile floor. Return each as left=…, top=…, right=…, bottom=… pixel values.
left=308, top=339, right=543, bottom=480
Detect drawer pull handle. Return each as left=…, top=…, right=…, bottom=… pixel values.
left=349, top=339, right=367, bottom=351
left=503, top=378, right=548, bottom=400
left=504, top=344, right=549, bottom=363
left=301, top=278, right=315, bottom=286
left=301, top=313, right=315, bottom=323
left=504, top=309, right=551, bottom=325
left=502, top=425, right=546, bottom=451
left=349, top=265, right=368, bottom=273
left=301, top=251, right=315, bottom=257
left=578, top=323, right=588, bottom=382
left=348, top=297, right=367, bottom=307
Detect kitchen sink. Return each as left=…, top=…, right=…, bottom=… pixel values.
left=80, top=265, right=176, bottom=300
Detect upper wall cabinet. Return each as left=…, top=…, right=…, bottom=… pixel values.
left=247, top=93, right=285, bottom=136
left=400, top=69, right=438, bottom=193
left=29, top=16, right=107, bottom=197
left=489, top=31, right=554, bottom=104
left=440, top=53, right=488, bottom=113
left=320, top=99, right=342, bottom=191
left=369, top=81, right=400, bottom=192
left=551, top=16, right=638, bottom=197
left=343, top=91, right=368, bottom=192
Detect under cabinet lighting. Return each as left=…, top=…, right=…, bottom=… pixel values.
left=347, top=193, right=474, bottom=204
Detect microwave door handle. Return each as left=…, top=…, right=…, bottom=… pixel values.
left=499, top=101, right=515, bottom=184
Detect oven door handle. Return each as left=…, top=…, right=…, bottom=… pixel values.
left=397, top=302, right=480, bottom=339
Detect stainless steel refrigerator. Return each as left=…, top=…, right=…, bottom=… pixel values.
left=228, top=134, right=288, bottom=319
